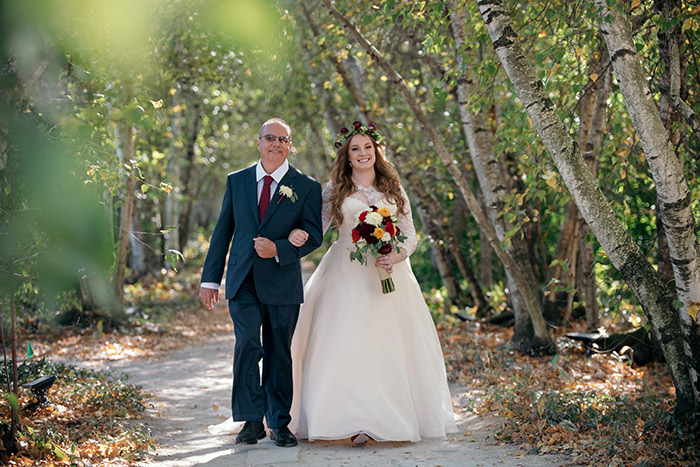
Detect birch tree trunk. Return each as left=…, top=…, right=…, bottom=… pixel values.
left=412, top=191, right=462, bottom=305
left=578, top=42, right=612, bottom=331
left=400, top=158, right=488, bottom=311
left=318, top=20, right=487, bottom=312
left=449, top=0, right=542, bottom=346
left=177, top=106, right=203, bottom=254
left=656, top=0, right=685, bottom=294
left=594, top=0, right=700, bottom=405
left=164, top=88, right=181, bottom=265
left=546, top=201, right=578, bottom=316
left=655, top=0, right=700, bottom=139
left=478, top=0, right=697, bottom=420
left=593, top=0, right=700, bottom=312
left=113, top=112, right=135, bottom=322
left=321, top=0, right=554, bottom=354
left=129, top=203, right=146, bottom=275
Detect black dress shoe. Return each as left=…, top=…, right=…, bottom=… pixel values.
left=270, top=426, right=297, bottom=447
left=235, top=421, right=266, bottom=444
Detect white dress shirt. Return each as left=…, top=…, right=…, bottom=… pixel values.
left=201, top=160, right=289, bottom=291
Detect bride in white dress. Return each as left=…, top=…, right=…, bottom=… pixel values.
left=287, top=123, right=457, bottom=443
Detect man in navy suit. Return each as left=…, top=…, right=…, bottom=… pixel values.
left=199, top=118, right=322, bottom=447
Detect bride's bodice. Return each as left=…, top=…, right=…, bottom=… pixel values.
left=321, top=183, right=417, bottom=255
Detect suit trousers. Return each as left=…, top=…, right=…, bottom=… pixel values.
left=228, top=268, right=300, bottom=429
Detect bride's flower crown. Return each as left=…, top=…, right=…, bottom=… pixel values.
left=334, top=121, right=384, bottom=149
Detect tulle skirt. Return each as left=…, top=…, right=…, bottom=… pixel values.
left=289, top=240, right=458, bottom=442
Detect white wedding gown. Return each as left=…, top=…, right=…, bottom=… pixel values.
left=289, top=184, right=458, bottom=442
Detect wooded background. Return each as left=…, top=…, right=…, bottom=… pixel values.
left=1, top=0, right=699, bottom=423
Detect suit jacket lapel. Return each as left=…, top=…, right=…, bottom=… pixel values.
left=259, top=166, right=298, bottom=228
left=244, top=166, right=259, bottom=224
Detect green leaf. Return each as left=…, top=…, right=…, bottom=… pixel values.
left=47, top=442, right=67, bottom=460
left=141, top=184, right=150, bottom=194
left=27, top=342, right=33, bottom=359
left=166, top=249, right=185, bottom=271
left=139, top=116, right=154, bottom=131
left=5, top=393, right=19, bottom=412
left=672, top=299, right=684, bottom=310
left=125, top=106, right=144, bottom=124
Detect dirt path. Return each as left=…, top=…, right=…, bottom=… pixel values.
left=95, top=330, right=573, bottom=466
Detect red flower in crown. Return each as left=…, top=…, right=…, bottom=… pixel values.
left=333, top=121, right=385, bottom=151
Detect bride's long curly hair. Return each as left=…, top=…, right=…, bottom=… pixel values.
left=327, top=135, right=406, bottom=227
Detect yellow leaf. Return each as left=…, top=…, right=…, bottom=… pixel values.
left=448, top=192, right=454, bottom=200
left=150, top=99, right=163, bottom=109
left=545, top=176, right=558, bottom=190
left=620, top=168, right=626, bottom=180
left=688, top=303, right=700, bottom=322
left=380, top=75, right=388, bottom=82
left=631, top=0, right=641, bottom=8
left=589, top=73, right=599, bottom=83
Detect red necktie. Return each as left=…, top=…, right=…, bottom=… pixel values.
left=258, top=175, right=273, bottom=221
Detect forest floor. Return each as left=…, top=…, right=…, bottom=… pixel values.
left=75, top=304, right=574, bottom=467
left=7, top=267, right=696, bottom=466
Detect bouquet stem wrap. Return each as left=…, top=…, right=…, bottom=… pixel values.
left=376, top=256, right=395, bottom=294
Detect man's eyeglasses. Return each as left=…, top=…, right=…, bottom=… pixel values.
left=261, top=134, right=291, bottom=144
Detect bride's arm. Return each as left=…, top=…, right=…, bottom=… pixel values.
left=288, top=183, right=334, bottom=247
left=390, top=185, right=417, bottom=263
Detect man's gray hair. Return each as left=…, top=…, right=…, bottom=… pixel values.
left=259, top=118, right=291, bottom=139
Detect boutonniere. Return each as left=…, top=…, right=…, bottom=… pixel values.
left=277, top=184, right=298, bottom=203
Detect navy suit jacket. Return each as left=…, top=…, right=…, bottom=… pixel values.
left=201, top=164, right=323, bottom=305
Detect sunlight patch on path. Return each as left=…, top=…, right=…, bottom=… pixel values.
left=88, top=329, right=574, bottom=467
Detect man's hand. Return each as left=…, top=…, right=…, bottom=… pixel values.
left=200, top=287, right=219, bottom=310
left=254, top=236, right=278, bottom=258
left=288, top=229, right=309, bottom=247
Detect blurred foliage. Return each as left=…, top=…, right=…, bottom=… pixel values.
left=0, top=359, right=152, bottom=465
left=0, top=0, right=697, bottom=356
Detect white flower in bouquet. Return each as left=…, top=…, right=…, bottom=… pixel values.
left=364, top=211, right=383, bottom=227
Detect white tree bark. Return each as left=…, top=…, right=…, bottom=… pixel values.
left=164, top=88, right=181, bottom=266
left=593, top=0, right=700, bottom=313
left=321, top=0, right=554, bottom=353
left=113, top=112, right=135, bottom=320
left=594, top=0, right=700, bottom=404
left=578, top=44, right=612, bottom=330
left=449, top=0, right=543, bottom=347
left=478, top=0, right=697, bottom=418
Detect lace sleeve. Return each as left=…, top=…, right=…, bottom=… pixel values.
left=396, top=185, right=417, bottom=257
left=321, top=183, right=333, bottom=234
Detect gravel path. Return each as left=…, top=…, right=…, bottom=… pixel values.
left=96, top=330, right=574, bottom=466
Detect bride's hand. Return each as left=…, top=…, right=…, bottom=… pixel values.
left=288, top=228, right=309, bottom=247
left=376, top=254, right=394, bottom=274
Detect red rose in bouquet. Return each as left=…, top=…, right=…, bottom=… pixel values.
left=349, top=205, right=406, bottom=294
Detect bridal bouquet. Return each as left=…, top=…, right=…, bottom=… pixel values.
left=349, top=205, right=407, bottom=294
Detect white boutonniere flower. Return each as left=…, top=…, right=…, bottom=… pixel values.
left=277, top=184, right=298, bottom=203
